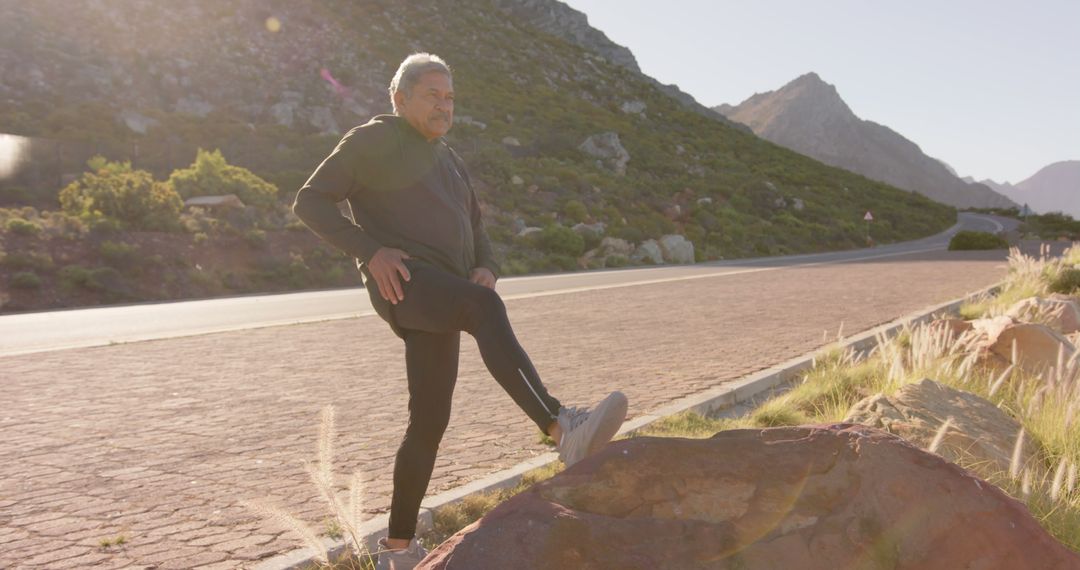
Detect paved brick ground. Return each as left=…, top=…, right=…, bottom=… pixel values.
left=0, top=249, right=1011, bottom=568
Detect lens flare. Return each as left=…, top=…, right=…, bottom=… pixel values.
left=0, top=133, right=31, bottom=180
left=265, top=17, right=281, bottom=33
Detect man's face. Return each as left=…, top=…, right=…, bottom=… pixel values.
left=396, top=71, right=454, bottom=141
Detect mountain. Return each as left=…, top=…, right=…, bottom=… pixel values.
left=714, top=73, right=1017, bottom=210
left=963, top=161, right=1079, bottom=218
left=494, top=0, right=748, bottom=128
left=0, top=0, right=955, bottom=267
left=1010, top=161, right=1080, bottom=218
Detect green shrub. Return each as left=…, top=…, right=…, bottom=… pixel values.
left=11, top=271, right=42, bottom=289
left=244, top=228, right=268, bottom=248
left=59, top=157, right=183, bottom=230
left=1049, top=268, right=1080, bottom=294
left=562, top=199, right=588, bottom=223
left=6, top=218, right=41, bottom=236
left=1, top=251, right=54, bottom=271
left=194, top=232, right=210, bottom=245
left=947, top=230, right=1008, bottom=250
left=59, top=265, right=93, bottom=289
left=606, top=254, right=629, bottom=268
left=538, top=224, right=584, bottom=257
left=99, top=241, right=138, bottom=268
left=167, top=148, right=279, bottom=210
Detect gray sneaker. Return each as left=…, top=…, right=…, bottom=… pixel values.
left=375, top=537, right=428, bottom=570
left=556, top=391, right=628, bottom=467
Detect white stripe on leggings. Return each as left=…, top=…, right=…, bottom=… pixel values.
left=518, top=367, right=555, bottom=418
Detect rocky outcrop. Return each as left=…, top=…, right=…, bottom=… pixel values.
left=492, top=0, right=640, bottom=72
left=578, top=132, right=630, bottom=175
left=659, top=234, right=694, bottom=264
left=631, top=239, right=663, bottom=264
left=715, top=72, right=1017, bottom=209
left=844, top=379, right=1036, bottom=475
left=419, top=425, right=1080, bottom=570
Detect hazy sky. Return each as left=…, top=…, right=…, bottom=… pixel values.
left=563, top=0, right=1078, bottom=184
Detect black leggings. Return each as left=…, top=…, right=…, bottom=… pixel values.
left=384, top=261, right=562, bottom=539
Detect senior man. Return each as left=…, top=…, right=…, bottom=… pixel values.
left=293, top=53, right=627, bottom=569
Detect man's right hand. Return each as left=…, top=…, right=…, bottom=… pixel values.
left=368, top=247, right=412, bottom=304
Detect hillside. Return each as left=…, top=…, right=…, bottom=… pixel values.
left=715, top=73, right=1016, bottom=210
left=0, top=0, right=956, bottom=312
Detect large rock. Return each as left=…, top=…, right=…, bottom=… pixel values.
left=659, top=234, right=694, bottom=264
left=419, top=426, right=1079, bottom=570
left=987, top=322, right=1076, bottom=374
left=1006, top=295, right=1080, bottom=334
left=598, top=237, right=633, bottom=256
left=117, top=109, right=159, bottom=134
left=579, top=132, right=630, bottom=175
left=844, top=379, right=1036, bottom=475
left=631, top=239, right=663, bottom=264
left=309, top=106, right=340, bottom=135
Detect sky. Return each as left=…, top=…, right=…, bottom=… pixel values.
left=563, top=0, right=1079, bottom=184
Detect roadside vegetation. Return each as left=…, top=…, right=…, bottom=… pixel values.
left=948, top=230, right=1009, bottom=250
left=306, top=243, right=1077, bottom=560
left=1, top=3, right=958, bottom=313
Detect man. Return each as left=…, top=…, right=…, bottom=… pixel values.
left=293, top=53, right=628, bottom=569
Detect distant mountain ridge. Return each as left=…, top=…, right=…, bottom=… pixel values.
left=971, top=161, right=1080, bottom=218
left=714, top=73, right=1017, bottom=210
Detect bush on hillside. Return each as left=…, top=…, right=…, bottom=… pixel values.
left=6, top=217, right=41, bottom=236
left=947, top=230, right=1008, bottom=251
left=167, top=148, right=278, bottom=210
left=59, top=157, right=183, bottom=230
left=99, top=240, right=139, bottom=269
left=538, top=224, right=584, bottom=257
left=1049, top=268, right=1080, bottom=295
left=11, top=271, right=42, bottom=289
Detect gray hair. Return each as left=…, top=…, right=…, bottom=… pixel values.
left=388, top=53, right=452, bottom=113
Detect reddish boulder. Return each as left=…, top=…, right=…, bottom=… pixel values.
left=419, top=425, right=1080, bottom=570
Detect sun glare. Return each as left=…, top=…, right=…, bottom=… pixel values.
left=0, top=133, right=30, bottom=180
left=265, top=16, right=281, bottom=33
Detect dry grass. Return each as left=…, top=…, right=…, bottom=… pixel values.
left=245, top=405, right=378, bottom=570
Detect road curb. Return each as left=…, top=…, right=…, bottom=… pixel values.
left=254, top=281, right=1001, bottom=570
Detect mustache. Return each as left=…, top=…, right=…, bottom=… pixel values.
left=430, top=112, right=451, bottom=121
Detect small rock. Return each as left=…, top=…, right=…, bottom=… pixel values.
left=579, top=132, right=630, bottom=176
left=502, top=136, right=521, bottom=147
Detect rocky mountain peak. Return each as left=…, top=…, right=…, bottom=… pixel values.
left=493, top=0, right=640, bottom=72
left=715, top=72, right=1017, bottom=209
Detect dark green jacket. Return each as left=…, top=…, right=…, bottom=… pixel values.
left=293, top=115, right=499, bottom=325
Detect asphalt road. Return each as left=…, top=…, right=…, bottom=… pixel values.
left=0, top=212, right=1016, bottom=356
